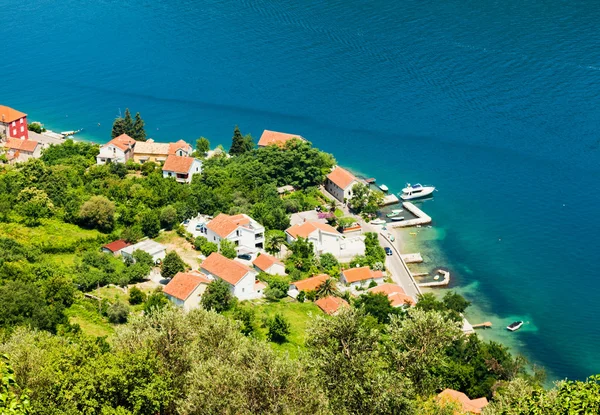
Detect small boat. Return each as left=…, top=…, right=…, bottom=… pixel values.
left=400, top=183, right=436, bottom=200
left=379, top=184, right=389, bottom=192
left=506, top=321, right=523, bottom=332
left=386, top=209, right=403, bottom=218
left=370, top=218, right=386, bottom=225
left=390, top=216, right=405, bottom=221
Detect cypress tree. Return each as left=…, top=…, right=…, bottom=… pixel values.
left=229, top=126, right=246, bottom=156
left=123, top=108, right=134, bottom=136
left=133, top=112, right=146, bottom=141
left=111, top=118, right=126, bottom=138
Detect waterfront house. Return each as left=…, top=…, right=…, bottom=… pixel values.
left=285, top=221, right=365, bottom=260
left=437, top=389, right=488, bottom=414
left=205, top=213, right=265, bottom=251
left=200, top=252, right=259, bottom=300
left=368, top=283, right=415, bottom=307
left=120, top=239, right=167, bottom=264
left=315, top=296, right=349, bottom=315
left=101, top=240, right=131, bottom=256
left=0, top=105, right=28, bottom=140
left=3, top=138, right=40, bottom=162
left=340, top=266, right=384, bottom=288
left=163, top=271, right=211, bottom=311
left=257, top=130, right=305, bottom=147
left=325, top=166, right=360, bottom=203
left=252, top=253, right=285, bottom=275
left=161, top=155, right=202, bottom=183
left=287, top=274, right=329, bottom=298
left=132, top=139, right=192, bottom=164
left=96, top=134, right=136, bottom=165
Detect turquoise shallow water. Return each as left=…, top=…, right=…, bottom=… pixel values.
left=2, top=0, right=600, bottom=380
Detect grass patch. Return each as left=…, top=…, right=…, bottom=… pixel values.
left=334, top=208, right=344, bottom=218
left=0, top=219, right=103, bottom=247
left=65, top=298, right=114, bottom=339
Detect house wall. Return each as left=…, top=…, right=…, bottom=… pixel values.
left=6, top=117, right=28, bottom=140
left=182, top=284, right=207, bottom=311
left=96, top=144, right=127, bottom=165
left=133, top=153, right=168, bottom=164
left=341, top=276, right=384, bottom=288
left=231, top=271, right=258, bottom=300
left=265, top=262, right=286, bottom=276
left=207, top=222, right=264, bottom=251
left=324, top=179, right=358, bottom=203
left=162, top=159, right=203, bottom=184
left=121, top=248, right=166, bottom=264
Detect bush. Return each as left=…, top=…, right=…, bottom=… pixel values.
left=159, top=206, right=178, bottom=230
left=219, top=239, right=237, bottom=259
left=296, top=291, right=306, bottom=303
left=161, top=251, right=187, bottom=279
left=200, top=242, right=218, bottom=257
left=305, top=290, right=317, bottom=301
left=128, top=287, right=146, bottom=305
left=201, top=279, right=234, bottom=313
left=233, top=306, right=256, bottom=336
left=106, top=301, right=129, bottom=324
left=194, top=236, right=208, bottom=251
left=143, top=288, right=169, bottom=315
left=140, top=211, right=160, bottom=238
left=266, top=313, right=290, bottom=343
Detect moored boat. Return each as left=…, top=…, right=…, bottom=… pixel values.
left=506, top=321, right=523, bottom=332
left=370, top=218, right=386, bottom=225
left=386, top=209, right=403, bottom=218
left=379, top=184, right=389, bottom=192
left=400, top=183, right=435, bottom=200
left=390, top=216, right=405, bottom=221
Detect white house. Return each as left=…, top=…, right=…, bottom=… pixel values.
left=96, top=134, right=136, bottom=165
left=200, top=252, right=260, bottom=300
left=340, top=266, right=384, bottom=288
left=163, top=271, right=211, bottom=311
left=161, top=155, right=202, bottom=183
left=325, top=166, right=360, bottom=203
left=120, top=239, right=167, bottom=264
left=205, top=213, right=265, bottom=251
left=252, top=253, right=286, bottom=275
left=285, top=221, right=365, bottom=260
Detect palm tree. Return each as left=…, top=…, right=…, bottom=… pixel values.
left=265, top=232, right=286, bottom=257
left=316, top=278, right=340, bottom=299
left=328, top=199, right=337, bottom=212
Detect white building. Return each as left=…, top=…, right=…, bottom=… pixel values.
left=163, top=271, right=211, bottom=311
left=340, top=266, right=384, bottom=288
left=205, top=213, right=265, bottom=251
left=324, top=166, right=360, bottom=203
left=252, top=253, right=286, bottom=275
left=96, top=134, right=136, bottom=165
left=3, top=138, right=41, bottom=162
left=120, top=239, right=167, bottom=264
left=200, top=252, right=260, bottom=300
left=161, top=155, right=202, bottom=184
left=285, top=221, right=365, bottom=260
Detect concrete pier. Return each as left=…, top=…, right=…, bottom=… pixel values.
left=401, top=253, right=423, bottom=263
left=381, top=194, right=400, bottom=206
left=418, top=269, right=450, bottom=287
left=390, top=202, right=431, bottom=227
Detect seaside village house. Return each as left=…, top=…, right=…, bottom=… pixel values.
left=3, top=138, right=41, bottom=162
left=437, top=389, right=489, bottom=414
left=132, top=139, right=192, bottom=164
left=257, top=129, right=305, bottom=147
left=287, top=274, right=329, bottom=298
left=340, top=266, right=384, bottom=289
left=161, top=155, right=202, bottom=183
left=0, top=105, right=29, bottom=140
left=285, top=221, right=365, bottom=261
left=252, top=253, right=286, bottom=275
left=315, top=296, right=349, bottom=315
left=101, top=240, right=131, bottom=256
left=368, top=283, right=416, bottom=307
left=96, top=134, right=136, bottom=165
left=325, top=166, right=360, bottom=203
left=163, top=271, right=211, bottom=311
left=120, top=239, right=167, bottom=265
left=204, top=213, right=265, bottom=251
left=200, top=252, right=262, bottom=300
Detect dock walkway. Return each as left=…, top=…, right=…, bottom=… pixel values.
left=390, top=202, right=432, bottom=227
left=401, top=253, right=423, bottom=263
left=418, top=269, right=450, bottom=287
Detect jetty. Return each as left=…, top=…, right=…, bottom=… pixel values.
left=365, top=178, right=376, bottom=184
left=381, top=194, right=399, bottom=206
left=401, top=253, right=423, bottom=263
left=390, top=202, right=431, bottom=227
left=418, top=269, right=450, bottom=287
left=472, top=322, right=493, bottom=329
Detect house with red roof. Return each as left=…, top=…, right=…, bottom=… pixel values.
left=257, top=130, right=305, bottom=147
left=325, top=166, right=360, bottom=202
left=162, top=155, right=202, bottom=183
left=200, top=252, right=260, bottom=300
left=132, top=139, right=192, bottom=164
left=163, top=271, right=211, bottom=311
left=315, top=296, right=349, bottom=315
left=101, top=240, right=131, bottom=256
left=0, top=105, right=28, bottom=140
left=368, top=283, right=415, bottom=307
left=437, top=389, right=489, bottom=414
left=3, top=138, right=41, bottom=162
left=96, top=134, right=136, bottom=165
left=252, top=253, right=285, bottom=275
left=340, top=266, right=385, bottom=288
left=285, top=221, right=365, bottom=260
left=205, top=213, right=265, bottom=251
left=288, top=274, right=329, bottom=298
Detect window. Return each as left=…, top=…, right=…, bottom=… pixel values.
left=20, top=126, right=24, bottom=132
left=12, top=129, right=16, bottom=136
left=11, top=121, right=15, bottom=127
left=20, top=118, right=23, bottom=124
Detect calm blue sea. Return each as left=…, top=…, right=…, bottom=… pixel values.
left=2, top=0, right=600, bottom=380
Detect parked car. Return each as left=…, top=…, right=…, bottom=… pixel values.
left=195, top=223, right=205, bottom=231
left=182, top=219, right=190, bottom=225
left=385, top=247, right=393, bottom=256
left=237, top=253, right=252, bottom=261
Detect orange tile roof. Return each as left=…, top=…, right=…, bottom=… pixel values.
left=162, top=155, right=195, bottom=174
left=252, top=253, right=283, bottom=272
left=102, top=240, right=130, bottom=253
left=108, top=134, right=136, bottom=151
left=437, top=389, right=489, bottom=414
left=291, top=274, right=329, bottom=292
left=258, top=130, right=304, bottom=147
left=326, top=166, right=357, bottom=190
left=5, top=138, right=39, bottom=152
left=315, top=296, right=349, bottom=315
left=201, top=252, right=253, bottom=286
left=168, top=140, right=192, bottom=155
left=163, top=271, right=210, bottom=301
left=0, top=105, right=26, bottom=123
left=368, top=283, right=416, bottom=307
left=342, top=266, right=384, bottom=283
left=206, top=213, right=251, bottom=238
left=286, top=221, right=339, bottom=239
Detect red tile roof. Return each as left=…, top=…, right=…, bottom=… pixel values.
left=201, top=253, right=253, bottom=286
left=326, top=166, right=357, bottom=190
left=286, top=221, right=339, bottom=239
left=252, top=253, right=283, bottom=272
left=437, top=389, right=489, bottom=414
left=258, top=130, right=304, bottom=147
left=368, top=283, right=415, bottom=307
left=0, top=105, right=26, bottom=123
left=162, top=155, right=195, bottom=174
left=102, top=240, right=131, bottom=253
left=168, top=140, right=192, bottom=155
left=5, top=138, right=39, bottom=152
left=206, top=213, right=251, bottom=238
left=315, top=296, right=349, bottom=315
left=342, top=266, right=384, bottom=284
left=109, top=134, right=136, bottom=151
left=163, top=271, right=210, bottom=301
left=291, top=274, right=329, bottom=292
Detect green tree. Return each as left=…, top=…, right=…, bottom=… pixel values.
left=318, top=253, right=339, bottom=272
left=315, top=278, right=339, bottom=299
left=159, top=205, right=178, bottom=230
left=229, top=126, right=253, bottom=156
left=132, top=112, right=146, bottom=141
left=219, top=239, right=237, bottom=259
left=233, top=306, right=256, bottom=336
left=106, top=301, right=129, bottom=324
left=111, top=117, right=126, bottom=139
left=0, top=354, right=31, bottom=414
left=265, top=230, right=286, bottom=256
left=17, top=188, right=54, bottom=226
left=123, top=108, right=134, bottom=135
left=349, top=183, right=384, bottom=216
left=287, top=237, right=316, bottom=272
left=195, top=137, right=210, bottom=154
left=354, top=292, right=400, bottom=324
left=201, top=279, right=233, bottom=313
left=128, top=287, right=146, bottom=305
left=266, top=313, right=290, bottom=343
left=161, top=251, right=187, bottom=279
left=200, top=242, right=218, bottom=257
left=143, top=288, right=169, bottom=314
left=78, top=195, right=116, bottom=232
left=193, top=236, right=208, bottom=251
left=140, top=211, right=161, bottom=238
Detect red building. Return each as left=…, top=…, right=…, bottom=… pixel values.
left=0, top=105, right=28, bottom=140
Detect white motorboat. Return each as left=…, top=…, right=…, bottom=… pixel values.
left=390, top=216, right=405, bottom=221
left=506, top=321, right=523, bottom=332
left=386, top=209, right=403, bottom=218
left=370, top=218, right=386, bottom=225
left=379, top=184, right=389, bottom=192
left=400, top=183, right=435, bottom=200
